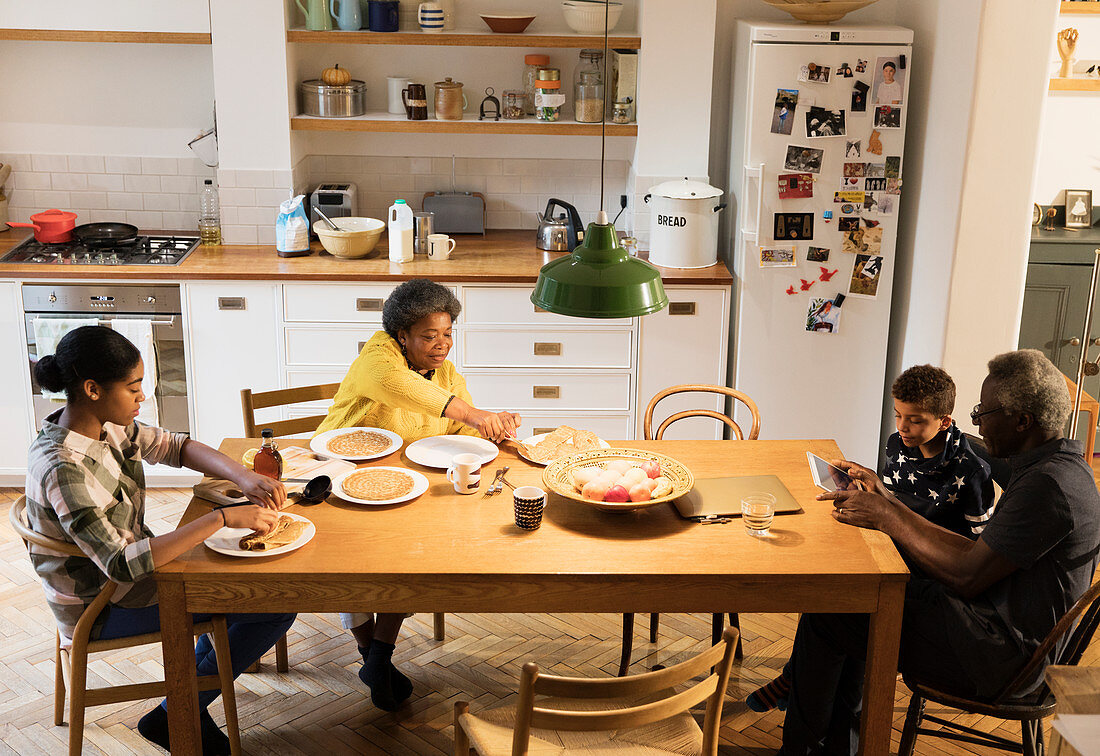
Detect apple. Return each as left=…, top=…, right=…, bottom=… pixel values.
left=628, top=482, right=653, bottom=502
left=603, top=485, right=631, bottom=503
left=640, top=459, right=661, bottom=479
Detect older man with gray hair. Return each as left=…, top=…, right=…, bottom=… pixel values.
left=776, top=349, right=1100, bottom=756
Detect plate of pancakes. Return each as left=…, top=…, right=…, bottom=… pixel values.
left=205, top=512, right=316, bottom=558
left=519, top=425, right=610, bottom=466
left=332, top=466, right=430, bottom=506
left=311, top=427, right=403, bottom=461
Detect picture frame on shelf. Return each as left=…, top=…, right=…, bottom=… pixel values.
left=1065, top=189, right=1093, bottom=229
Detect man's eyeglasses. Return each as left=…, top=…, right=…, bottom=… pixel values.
left=970, top=403, right=1003, bottom=425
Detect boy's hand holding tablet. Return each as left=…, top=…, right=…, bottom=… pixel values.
left=808, top=452, right=902, bottom=529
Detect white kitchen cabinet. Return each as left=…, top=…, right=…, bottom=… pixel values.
left=0, top=281, right=34, bottom=483
left=637, top=287, right=731, bottom=440
left=462, top=328, right=633, bottom=369
left=185, top=282, right=280, bottom=444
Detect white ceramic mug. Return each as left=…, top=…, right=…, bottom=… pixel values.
left=418, top=1, right=444, bottom=32
left=446, top=452, right=481, bottom=494
left=386, top=76, right=411, bottom=115
left=427, top=233, right=456, bottom=260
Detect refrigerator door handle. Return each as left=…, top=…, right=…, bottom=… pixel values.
left=740, top=162, right=764, bottom=243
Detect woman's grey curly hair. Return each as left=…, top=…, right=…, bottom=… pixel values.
left=986, top=349, right=1070, bottom=432
left=382, top=279, right=461, bottom=338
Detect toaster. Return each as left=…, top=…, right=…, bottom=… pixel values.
left=309, top=183, right=357, bottom=236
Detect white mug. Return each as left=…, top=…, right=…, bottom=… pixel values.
left=428, top=233, right=456, bottom=260
left=386, top=76, right=411, bottom=115
left=418, top=1, right=444, bottom=32
left=446, top=452, right=481, bottom=494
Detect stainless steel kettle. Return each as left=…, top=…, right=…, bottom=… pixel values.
left=535, top=198, right=585, bottom=251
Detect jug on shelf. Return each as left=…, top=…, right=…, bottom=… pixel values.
left=296, top=0, right=333, bottom=30
left=330, top=0, right=361, bottom=30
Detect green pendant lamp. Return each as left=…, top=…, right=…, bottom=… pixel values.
left=530, top=3, right=668, bottom=319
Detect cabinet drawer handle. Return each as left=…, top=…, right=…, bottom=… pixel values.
left=533, top=386, right=560, bottom=399
left=356, top=298, right=383, bottom=312
left=533, top=305, right=548, bottom=314
left=533, top=342, right=562, bottom=356
left=533, top=427, right=556, bottom=435
left=217, top=297, right=246, bottom=311
left=357, top=341, right=367, bottom=353
left=669, top=301, right=697, bottom=316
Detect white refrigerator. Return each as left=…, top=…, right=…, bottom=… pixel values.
left=726, top=21, right=913, bottom=465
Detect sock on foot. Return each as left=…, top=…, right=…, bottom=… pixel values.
left=137, top=705, right=230, bottom=756
left=358, top=639, right=402, bottom=711
left=357, top=644, right=412, bottom=702
left=746, top=671, right=791, bottom=713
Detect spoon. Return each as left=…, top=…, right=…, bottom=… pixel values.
left=288, top=474, right=332, bottom=505
left=315, top=206, right=342, bottom=231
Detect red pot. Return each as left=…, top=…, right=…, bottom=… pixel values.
left=8, top=208, right=78, bottom=243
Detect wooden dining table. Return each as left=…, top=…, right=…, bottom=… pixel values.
left=156, top=437, right=909, bottom=755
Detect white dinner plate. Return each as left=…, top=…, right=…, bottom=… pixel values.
left=310, top=427, right=403, bottom=461
left=403, top=435, right=499, bottom=468
left=204, top=512, right=315, bottom=558
left=518, top=432, right=611, bottom=466
left=331, top=466, right=430, bottom=506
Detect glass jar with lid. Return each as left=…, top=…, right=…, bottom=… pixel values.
left=535, top=67, right=564, bottom=122
left=502, top=90, right=525, bottom=119
left=523, top=54, right=550, bottom=116
left=612, top=99, right=632, bottom=124
left=573, top=49, right=605, bottom=123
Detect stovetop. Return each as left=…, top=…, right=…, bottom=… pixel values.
left=1, top=235, right=201, bottom=266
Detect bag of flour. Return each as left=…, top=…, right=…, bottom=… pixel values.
left=276, top=195, right=310, bottom=256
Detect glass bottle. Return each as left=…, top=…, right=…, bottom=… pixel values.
left=199, top=179, right=221, bottom=245
left=502, top=90, right=526, bottom=119
left=573, top=49, right=604, bottom=123
left=535, top=68, right=564, bottom=122
left=253, top=429, right=283, bottom=480
left=523, top=54, right=550, bottom=115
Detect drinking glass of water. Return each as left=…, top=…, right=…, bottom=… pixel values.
left=741, top=492, right=776, bottom=536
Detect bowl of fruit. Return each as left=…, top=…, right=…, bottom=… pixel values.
left=542, top=448, right=694, bottom=513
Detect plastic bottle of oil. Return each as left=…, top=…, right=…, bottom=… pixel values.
left=199, top=179, right=222, bottom=245
left=253, top=428, right=283, bottom=480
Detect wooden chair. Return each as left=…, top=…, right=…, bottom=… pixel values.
left=9, top=497, right=242, bottom=756
left=618, top=385, right=760, bottom=675
left=240, top=384, right=448, bottom=646
left=898, top=578, right=1100, bottom=756
left=454, top=626, right=739, bottom=756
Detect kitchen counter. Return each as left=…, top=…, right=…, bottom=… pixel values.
left=0, top=229, right=733, bottom=285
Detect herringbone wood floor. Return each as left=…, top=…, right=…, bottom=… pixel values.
left=1, top=484, right=1097, bottom=756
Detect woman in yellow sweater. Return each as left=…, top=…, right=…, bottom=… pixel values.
left=316, top=278, right=521, bottom=711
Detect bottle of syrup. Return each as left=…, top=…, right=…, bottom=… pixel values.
left=253, top=429, right=283, bottom=480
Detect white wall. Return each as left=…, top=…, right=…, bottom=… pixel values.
left=0, top=0, right=210, bottom=32
left=941, top=0, right=1061, bottom=422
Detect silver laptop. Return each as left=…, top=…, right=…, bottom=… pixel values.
left=672, top=475, right=803, bottom=521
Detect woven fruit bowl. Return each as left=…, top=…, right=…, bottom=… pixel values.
left=542, top=447, right=695, bottom=513
left=760, top=0, right=881, bottom=23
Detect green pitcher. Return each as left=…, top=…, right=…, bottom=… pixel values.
left=296, top=0, right=333, bottom=30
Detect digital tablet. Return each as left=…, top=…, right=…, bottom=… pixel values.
left=806, top=452, right=857, bottom=492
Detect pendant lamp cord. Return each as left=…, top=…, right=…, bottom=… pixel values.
left=600, top=0, right=608, bottom=216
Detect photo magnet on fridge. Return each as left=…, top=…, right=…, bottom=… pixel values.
left=878, top=194, right=896, bottom=215
left=848, top=255, right=884, bottom=298
left=806, top=294, right=844, bottom=334
left=805, top=107, right=846, bottom=138
left=798, top=63, right=831, bottom=83
left=834, top=190, right=865, bottom=204
left=884, top=156, right=901, bottom=178
left=865, top=178, right=887, bottom=192
left=784, top=145, right=824, bottom=174
left=863, top=192, right=879, bottom=213
left=774, top=212, right=814, bottom=241
left=838, top=217, right=860, bottom=232
left=851, top=81, right=869, bottom=113
left=771, top=88, right=799, bottom=135
left=886, top=178, right=902, bottom=195
left=855, top=58, right=868, bottom=73
left=842, top=225, right=882, bottom=256
left=807, top=246, right=830, bottom=262
left=838, top=62, right=854, bottom=78
left=843, top=162, right=865, bottom=178
left=865, top=162, right=885, bottom=178
left=760, top=245, right=797, bottom=268
left=874, top=105, right=902, bottom=129
left=778, top=173, right=814, bottom=199
left=872, top=57, right=905, bottom=105
left=845, top=139, right=862, bottom=158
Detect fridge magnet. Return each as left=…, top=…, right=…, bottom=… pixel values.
left=760, top=245, right=797, bottom=268
left=863, top=192, right=879, bottom=213
left=842, top=225, right=881, bottom=256
left=1065, top=189, right=1093, bottom=229
left=806, top=295, right=844, bottom=333
left=855, top=58, right=868, bottom=73
left=798, top=63, right=831, bottom=84
left=851, top=81, right=870, bottom=113
left=865, top=178, right=887, bottom=192
left=774, top=212, right=814, bottom=240
left=842, top=176, right=861, bottom=188
left=819, top=267, right=839, bottom=282
left=784, top=145, right=824, bottom=173
left=848, top=255, right=884, bottom=298
left=778, top=172, right=814, bottom=199
left=878, top=194, right=896, bottom=215
left=786, top=284, right=798, bottom=295
left=838, top=217, right=860, bottom=232
left=872, top=58, right=905, bottom=105
left=834, top=190, right=865, bottom=204
left=867, top=130, right=884, bottom=155
left=807, top=246, right=830, bottom=262
left=806, top=107, right=846, bottom=138
left=874, top=105, right=902, bottom=129
left=884, top=156, right=901, bottom=178
left=800, top=278, right=816, bottom=291
left=839, top=203, right=858, bottom=215
left=862, top=217, right=881, bottom=229
left=886, top=178, right=902, bottom=195
left=845, top=139, right=862, bottom=158
left=822, top=210, right=833, bottom=223
left=843, top=162, right=865, bottom=178
left=771, top=88, right=800, bottom=135
left=865, top=163, right=885, bottom=178
left=838, top=62, right=854, bottom=78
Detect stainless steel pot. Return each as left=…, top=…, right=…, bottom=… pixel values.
left=299, top=79, right=367, bottom=117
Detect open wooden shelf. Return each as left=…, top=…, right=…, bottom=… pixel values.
left=291, top=112, right=638, bottom=135
left=286, top=27, right=640, bottom=49
left=0, top=28, right=211, bottom=44
left=1049, top=77, right=1100, bottom=91
left=1061, top=2, right=1100, bottom=13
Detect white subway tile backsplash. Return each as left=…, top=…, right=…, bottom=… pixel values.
left=0, top=154, right=32, bottom=171
left=179, top=159, right=214, bottom=177
left=162, top=212, right=197, bottom=231
left=50, top=173, right=88, bottom=191
left=67, top=155, right=105, bottom=173
left=237, top=206, right=275, bottom=225
left=69, top=192, right=108, bottom=210
left=160, top=175, right=198, bottom=195
left=236, top=170, right=275, bottom=188
left=141, top=157, right=178, bottom=175
left=223, top=225, right=258, bottom=244
left=257, top=226, right=276, bottom=245
left=215, top=170, right=236, bottom=188
left=108, top=193, right=144, bottom=211
left=219, top=187, right=256, bottom=206
left=33, top=190, right=71, bottom=208
left=105, top=156, right=142, bottom=174
left=124, top=175, right=161, bottom=193
left=180, top=194, right=200, bottom=212
left=125, top=210, right=165, bottom=227
left=86, top=174, right=126, bottom=192
left=144, top=193, right=181, bottom=211
left=17, top=173, right=52, bottom=191
left=31, top=155, right=69, bottom=173
left=255, top=188, right=292, bottom=205
left=219, top=206, right=239, bottom=225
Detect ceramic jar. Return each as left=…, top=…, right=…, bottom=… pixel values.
left=434, top=77, right=468, bottom=120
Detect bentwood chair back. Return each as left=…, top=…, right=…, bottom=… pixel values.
left=898, top=578, right=1100, bottom=756
left=454, top=626, right=740, bottom=756
left=9, top=497, right=242, bottom=756
left=619, top=385, right=759, bottom=675
left=241, top=383, right=449, bottom=645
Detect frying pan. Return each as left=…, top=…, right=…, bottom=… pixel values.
left=71, top=222, right=139, bottom=248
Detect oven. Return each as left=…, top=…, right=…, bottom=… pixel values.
left=23, top=284, right=190, bottom=434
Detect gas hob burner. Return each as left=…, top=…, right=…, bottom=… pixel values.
left=0, top=232, right=200, bottom=265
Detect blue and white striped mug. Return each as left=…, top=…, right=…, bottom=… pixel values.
left=418, top=1, right=444, bottom=32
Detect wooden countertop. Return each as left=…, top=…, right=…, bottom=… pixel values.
left=0, top=229, right=734, bottom=285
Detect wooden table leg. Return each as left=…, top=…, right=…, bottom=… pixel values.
left=859, top=581, right=905, bottom=755
left=159, top=581, right=201, bottom=756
